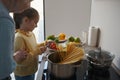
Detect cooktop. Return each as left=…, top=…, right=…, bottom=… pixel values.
left=42, top=66, right=120, bottom=80
left=84, top=66, right=120, bottom=80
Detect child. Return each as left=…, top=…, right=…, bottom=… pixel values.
left=13, top=7, right=46, bottom=80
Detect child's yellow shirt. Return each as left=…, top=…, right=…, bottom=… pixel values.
left=14, top=30, right=44, bottom=76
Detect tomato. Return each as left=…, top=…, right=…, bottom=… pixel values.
left=49, top=42, right=57, bottom=50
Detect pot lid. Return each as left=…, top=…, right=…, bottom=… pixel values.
left=86, top=48, right=115, bottom=64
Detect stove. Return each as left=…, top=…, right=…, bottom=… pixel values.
left=42, top=66, right=120, bottom=80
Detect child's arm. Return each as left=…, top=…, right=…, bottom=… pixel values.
left=14, top=36, right=27, bottom=64
left=13, top=49, right=27, bottom=63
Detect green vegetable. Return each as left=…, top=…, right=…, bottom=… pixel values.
left=47, top=35, right=56, bottom=40
left=75, top=37, right=81, bottom=43
left=68, top=36, right=75, bottom=42
left=54, top=37, right=59, bottom=43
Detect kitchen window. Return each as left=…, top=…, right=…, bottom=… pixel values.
left=31, top=0, right=45, bottom=62
left=31, top=0, right=45, bottom=43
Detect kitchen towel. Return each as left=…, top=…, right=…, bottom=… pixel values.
left=88, top=26, right=98, bottom=47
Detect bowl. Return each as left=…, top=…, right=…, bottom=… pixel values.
left=86, top=49, right=115, bottom=70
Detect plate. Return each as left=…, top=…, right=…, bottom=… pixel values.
left=58, top=39, right=67, bottom=43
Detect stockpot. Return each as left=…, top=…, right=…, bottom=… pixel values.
left=47, top=52, right=87, bottom=79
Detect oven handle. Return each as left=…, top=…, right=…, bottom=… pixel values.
left=36, top=56, right=47, bottom=80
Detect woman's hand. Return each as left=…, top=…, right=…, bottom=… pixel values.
left=13, top=49, right=27, bottom=62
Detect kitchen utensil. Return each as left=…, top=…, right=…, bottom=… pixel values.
left=47, top=52, right=87, bottom=79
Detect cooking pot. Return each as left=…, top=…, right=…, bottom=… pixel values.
left=86, top=49, right=115, bottom=70
left=47, top=52, right=87, bottom=79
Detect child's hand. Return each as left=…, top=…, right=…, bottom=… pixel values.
left=40, top=46, right=47, bottom=53
left=46, top=41, right=57, bottom=50
left=13, top=49, right=27, bottom=62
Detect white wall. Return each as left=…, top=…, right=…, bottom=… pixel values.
left=90, top=0, right=120, bottom=70
left=45, top=0, right=91, bottom=38
left=44, top=0, right=120, bottom=71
